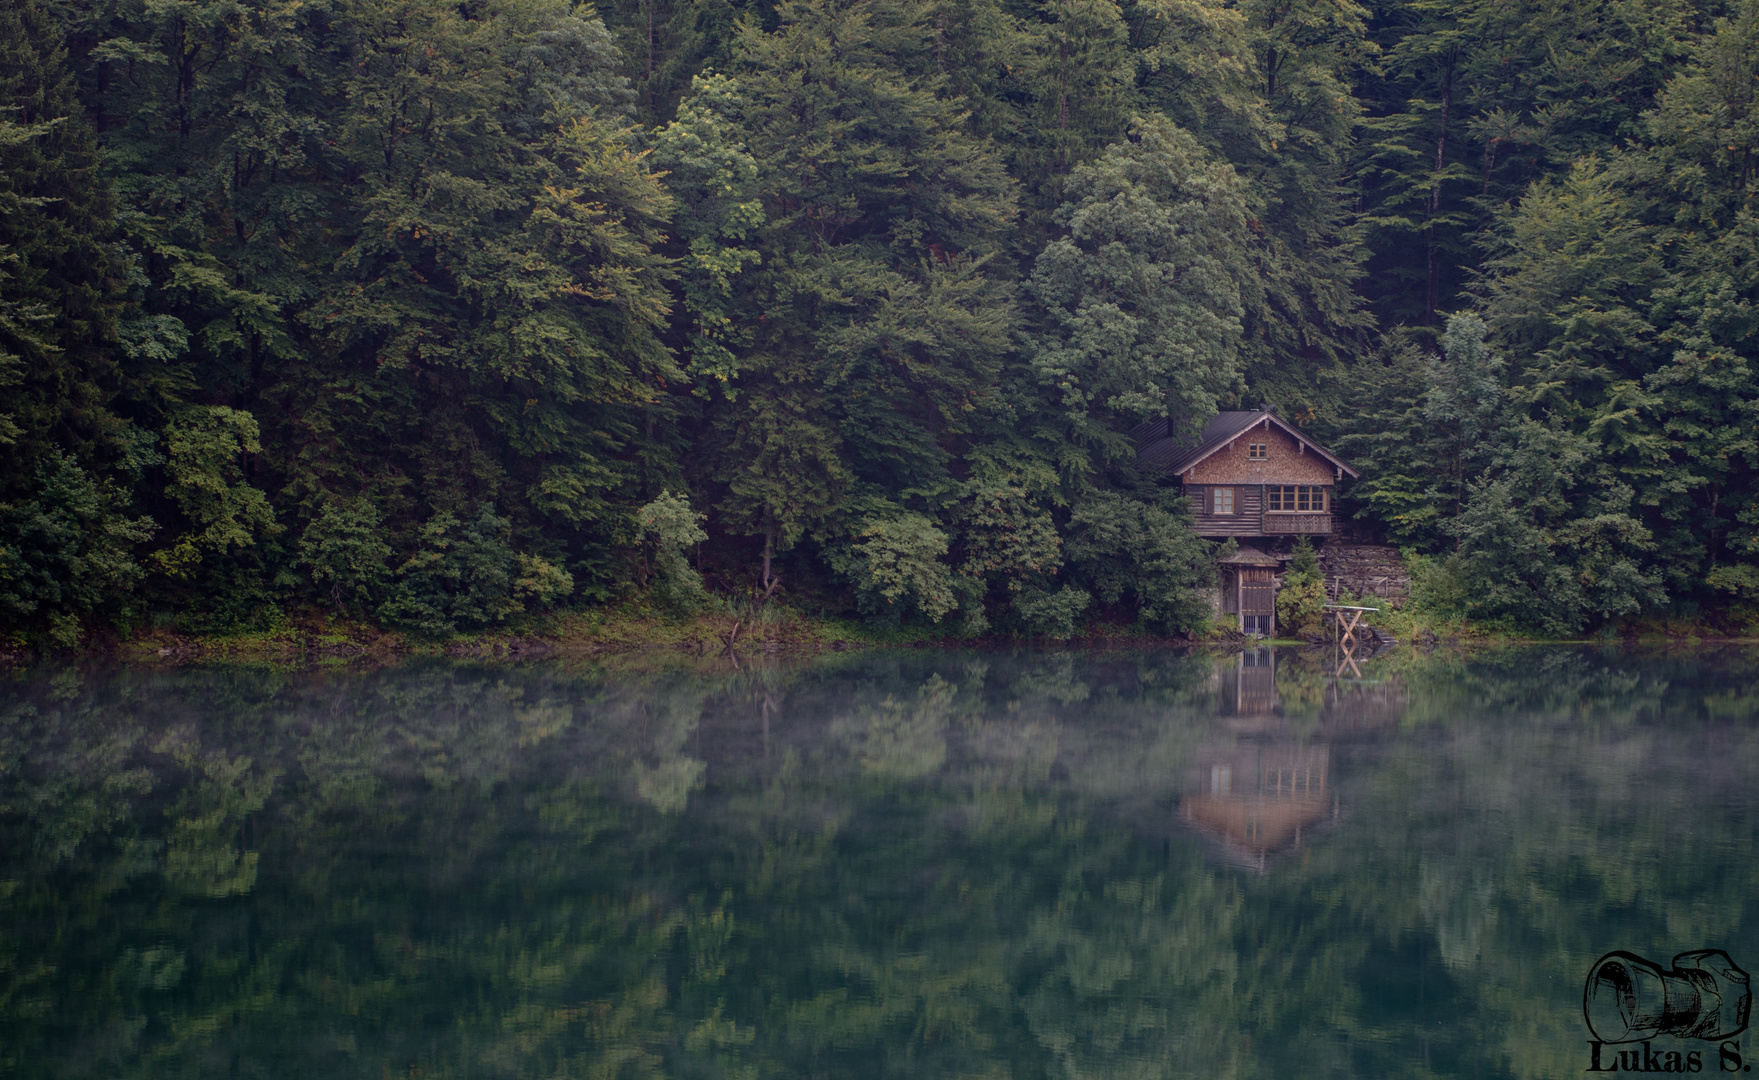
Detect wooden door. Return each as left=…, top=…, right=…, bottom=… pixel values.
left=1239, top=567, right=1276, bottom=635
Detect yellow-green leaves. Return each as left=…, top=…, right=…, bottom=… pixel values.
left=153, top=407, right=279, bottom=578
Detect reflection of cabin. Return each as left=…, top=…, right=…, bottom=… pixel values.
left=1220, top=646, right=1280, bottom=716
left=1182, top=743, right=1333, bottom=869
left=1136, top=409, right=1359, bottom=539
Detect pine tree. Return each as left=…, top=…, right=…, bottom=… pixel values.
left=0, top=0, right=128, bottom=489
left=0, top=0, right=156, bottom=643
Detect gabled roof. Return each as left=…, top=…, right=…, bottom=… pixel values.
left=1135, top=409, right=1359, bottom=480
left=1218, top=544, right=1283, bottom=566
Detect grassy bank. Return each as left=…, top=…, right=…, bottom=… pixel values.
left=89, top=604, right=874, bottom=666
left=9, top=596, right=1753, bottom=670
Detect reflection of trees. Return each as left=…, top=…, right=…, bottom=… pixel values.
left=0, top=648, right=1757, bottom=1078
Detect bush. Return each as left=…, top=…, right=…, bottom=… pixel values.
left=153, top=407, right=279, bottom=578
left=829, top=512, right=960, bottom=625
left=298, top=499, right=393, bottom=614
left=380, top=505, right=574, bottom=637
left=1013, top=584, right=1091, bottom=639
left=1274, top=537, right=1326, bottom=638
left=1063, top=491, right=1214, bottom=634
left=0, top=452, right=155, bottom=646
left=637, top=491, right=708, bottom=611
left=1406, top=552, right=1471, bottom=621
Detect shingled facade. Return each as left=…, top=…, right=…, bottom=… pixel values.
left=1136, top=410, right=1358, bottom=539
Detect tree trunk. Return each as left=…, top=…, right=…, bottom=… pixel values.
left=758, top=530, right=781, bottom=604
left=1426, top=50, right=1455, bottom=324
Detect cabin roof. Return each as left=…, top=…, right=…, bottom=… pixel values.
left=1218, top=545, right=1283, bottom=567
left=1134, top=409, right=1359, bottom=480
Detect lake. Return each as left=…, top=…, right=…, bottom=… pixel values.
left=2, top=645, right=1757, bottom=1079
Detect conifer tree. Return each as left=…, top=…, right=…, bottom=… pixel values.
left=0, top=0, right=128, bottom=487
left=0, top=0, right=155, bottom=642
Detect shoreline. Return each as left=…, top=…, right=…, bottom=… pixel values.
left=7, top=606, right=1759, bottom=670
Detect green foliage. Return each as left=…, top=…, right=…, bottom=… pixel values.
left=381, top=505, right=574, bottom=637
left=638, top=490, right=708, bottom=610
left=1707, top=563, right=1759, bottom=603
left=1274, top=536, right=1326, bottom=637
left=683, top=0, right=1021, bottom=592
left=1351, top=0, right=1695, bottom=323
left=649, top=73, right=765, bottom=390
left=1027, top=115, right=1255, bottom=465
left=1335, top=314, right=1507, bottom=550
left=6, top=0, right=1758, bottom=638
left=1452, top=420, right=1662, bottom=635
left=1405, top=552, right=1472, bottom=622
left=297, top=499, right=394, bottom=614
left=154, top=408, right=279, bottom=578
left=1012, top=583, right=1092, bottom=639
left=954, top=451, right=1066, bottom=592
left=0, top=452, right=154, bottom=645
left=1062, top=491, right=1215, bottom=633
left=0, top=0, right=129, bottom=490
left=828, top=512, right=960, bottom=626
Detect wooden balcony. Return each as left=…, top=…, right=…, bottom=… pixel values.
left=1262, top=512, right=1331, bottom=535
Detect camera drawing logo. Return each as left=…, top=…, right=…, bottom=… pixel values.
left=1584, top=951, right=1752, bottom=1073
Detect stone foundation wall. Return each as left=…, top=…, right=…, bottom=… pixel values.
left=1321, top=543, right=1410, bottom=607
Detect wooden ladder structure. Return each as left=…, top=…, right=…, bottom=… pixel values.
left=1324, top=604, right=1381, bottom=677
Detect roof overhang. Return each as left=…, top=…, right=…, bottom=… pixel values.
left=1177, top=412, right=1359, bottom=481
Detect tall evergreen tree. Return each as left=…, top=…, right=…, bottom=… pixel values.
left=0, top=0, right=129, bottom=486
left=0, top=0, right=156, bottom=644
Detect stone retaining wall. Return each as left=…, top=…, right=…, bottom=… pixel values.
left=1320, top=543, right=1410, bottom=607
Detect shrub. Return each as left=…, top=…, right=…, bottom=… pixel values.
left=1406, top=552, right=1471, bottom=621
left=1063, top=491, right=1214, bottom=634
left=153, top=407, right=279, bottom=578
left=637, top=490, right=708, bottom=611
left=1013, top=584, right=1091, bottom=639
left=829, top=512, right=959, bottom=625
left=298, top=499, right=393, bottom=614
left=1275, top=537, right=1326, bottom=638
left=0, top=451, right=155, bottom=646
left=380, top=504, right=573, bottom=637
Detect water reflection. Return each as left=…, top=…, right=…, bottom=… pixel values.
left=1185, top=742, right=1332, bottom=870
left=1, top=646, right=1758, bottom=1079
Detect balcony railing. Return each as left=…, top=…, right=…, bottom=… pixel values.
left=1262, top=512, right=1331, bottom=534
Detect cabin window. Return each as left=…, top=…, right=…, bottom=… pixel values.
left=1267, top=485, right=1328, bottom=512
left=1210, top=487, right=1236, bottom=514
left=1247, top=442, right=1268, bottom=460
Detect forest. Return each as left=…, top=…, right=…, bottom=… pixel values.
left=2, top=0, right=1757, bottom=644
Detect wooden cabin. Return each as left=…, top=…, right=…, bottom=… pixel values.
left=1136, top=409, right=1359, bottom=539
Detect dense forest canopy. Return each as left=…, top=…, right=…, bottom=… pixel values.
left=2, top=0, right=1757, bottom=642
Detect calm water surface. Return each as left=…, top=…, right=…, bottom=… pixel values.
left=3, top=646, right=1758, bottom=1079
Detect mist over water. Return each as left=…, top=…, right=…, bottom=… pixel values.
left=3, top=646, right=1757, bottom=1079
